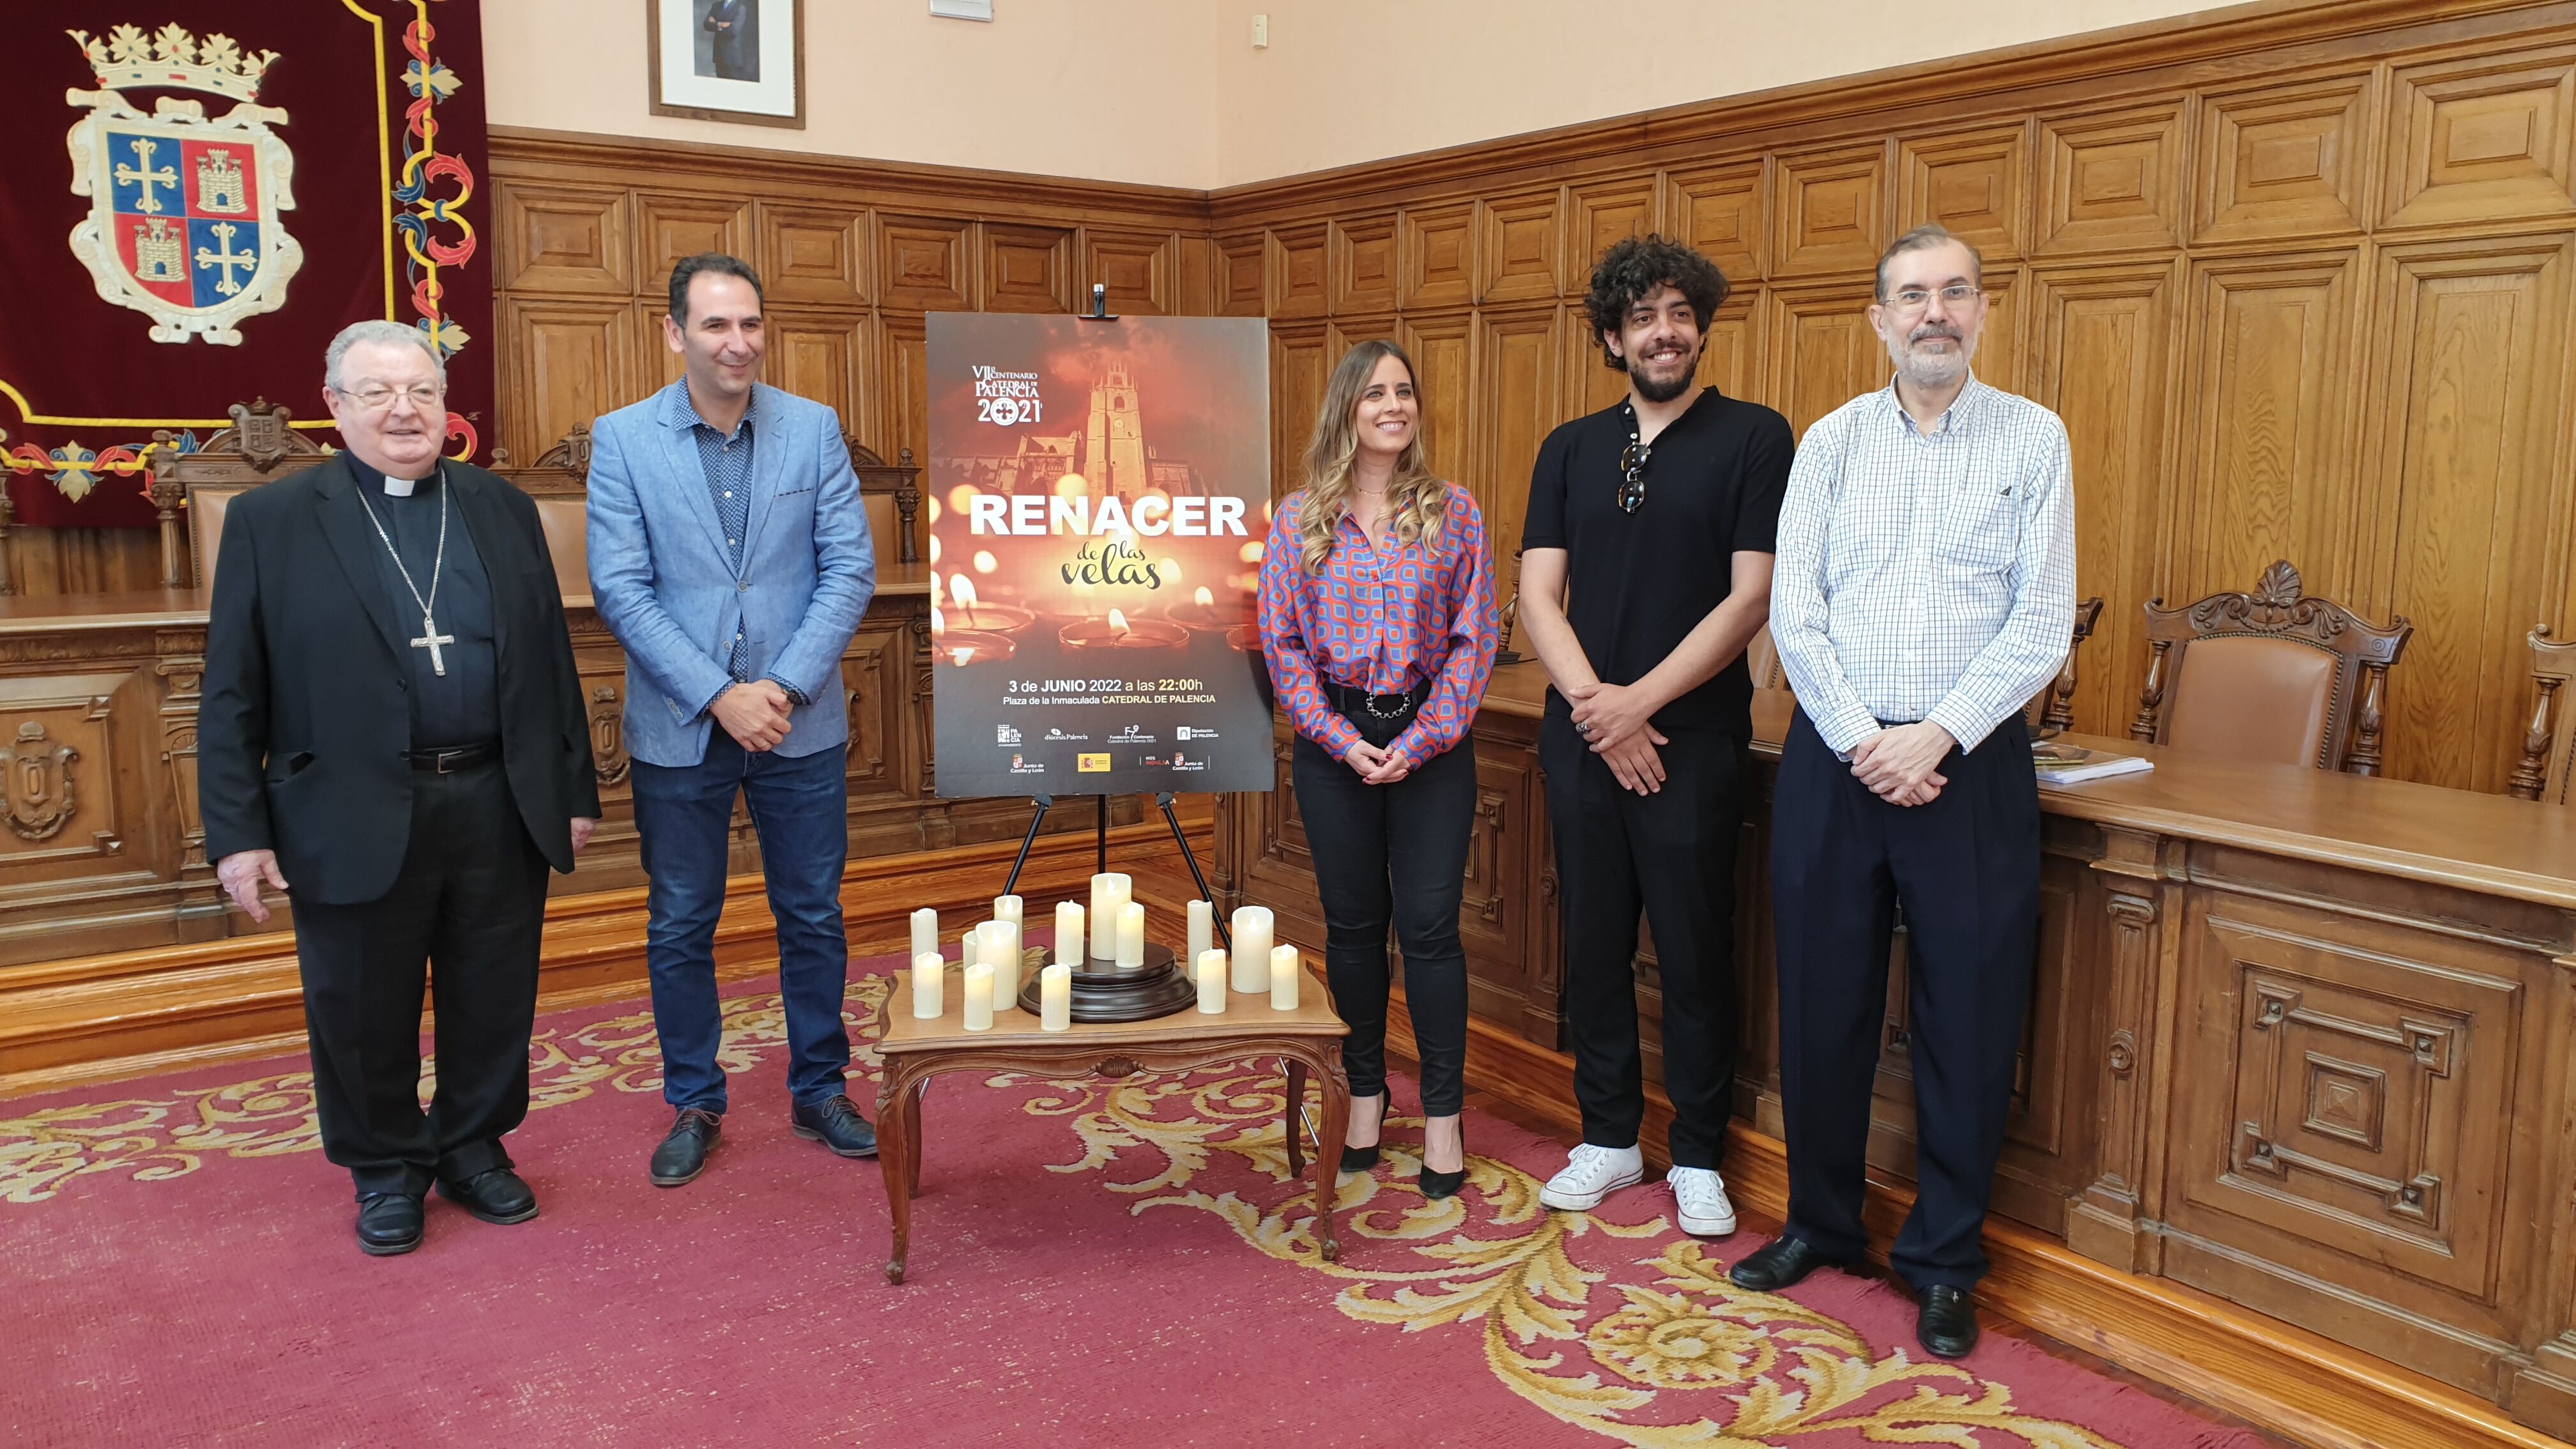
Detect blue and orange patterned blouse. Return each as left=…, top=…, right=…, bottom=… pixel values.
left=1256, top=480, right=1499, bottom=770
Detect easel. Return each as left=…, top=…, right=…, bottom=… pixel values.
left=997, top=791, right=1230, bottom=952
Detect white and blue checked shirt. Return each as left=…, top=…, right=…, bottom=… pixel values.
left=1770, top=376, right=2076, bottom=756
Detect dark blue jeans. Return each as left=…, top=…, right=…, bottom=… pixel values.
left=632, top=732, right=851, bottom=1113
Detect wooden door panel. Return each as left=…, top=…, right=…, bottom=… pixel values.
left=1663, top=159, right=1767, bottom=284
left=1402, top=202, right=1478, bottom=310
left=1400, top=312, right=1474, bottom=488
left=757, top=203, right=868, bottom=305
left=1269, top=320, right=1332, bottom=501
left=878, top=216, right=970, bottom=311
left=496, top=182, right=631, bottom=294
left=2039, top=100, right=2188, bottom=254
left=980, top=224, right=1072, bottom=314
left=1770, top=282, right=1885, bottom=438
left=1330, top=213, right=1399, bottom=314
left=1216, top=230, right=1268, bottom=317
left=1271, top=222, right=1330, bottom=318
left=1900, top=123, right=2031, bottom=259
left=636, top=194, right=749, bottom=293
left=497, top=298, right=637, bottom=464
left=1480, top=190, right=1566, bottom=304
left=1473, top=305, right=1565, bottom=564
left=1776, top=142, right=1890, bottom=275
left=2195, top=72, right=2375, bottom=244
left=1082, top=229, right=1178, bottom=316
left=2382, top=47, right=2576, bottom=229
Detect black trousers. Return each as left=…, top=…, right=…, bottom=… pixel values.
left=290, top=760, right=551, bottom=1198
left=1540, top=714, right=1744, bottom=1170
left=1771, top=708, right=2040, bottom=1291
left=1289, top=714, right=1476, bottom=1115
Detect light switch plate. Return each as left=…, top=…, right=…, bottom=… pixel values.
left=931, top=0, right=994, bottom=20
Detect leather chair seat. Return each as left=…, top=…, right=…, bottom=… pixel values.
left=2160, top=635, right=2335, bottom=767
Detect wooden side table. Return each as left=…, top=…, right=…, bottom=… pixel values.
left=874, top=972, right=1351, bottom=1285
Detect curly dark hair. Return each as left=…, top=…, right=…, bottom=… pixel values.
left=1583, top=235, right=1729, bottom=372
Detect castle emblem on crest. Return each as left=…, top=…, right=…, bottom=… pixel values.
left=63, top=23, right=303, bottom=346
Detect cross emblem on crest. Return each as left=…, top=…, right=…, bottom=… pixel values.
left=194, top=222, right=256, bottom=296
left=111, top=135, right=176, bottom=215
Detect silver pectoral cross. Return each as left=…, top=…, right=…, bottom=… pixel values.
left=411, top=613, right=455, bottom=677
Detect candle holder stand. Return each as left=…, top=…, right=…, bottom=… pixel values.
left=1014, top=941, right=1196, bottom=1022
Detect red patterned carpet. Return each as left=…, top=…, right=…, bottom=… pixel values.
left=2, top=952, right=2275, bottom=1446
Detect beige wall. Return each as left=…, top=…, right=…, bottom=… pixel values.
left=479, top=0, right=1223, bottom=190
left=483, top=0, right=2227, bottom=189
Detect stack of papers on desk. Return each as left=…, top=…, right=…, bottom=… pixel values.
left=2031, top=741, right=2155, bottom=786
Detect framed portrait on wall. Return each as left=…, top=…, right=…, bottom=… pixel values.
left=647, top=0, right=805, bottom=128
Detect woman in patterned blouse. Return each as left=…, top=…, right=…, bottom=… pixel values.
left=1256, top=340, right=1499, bottom=1199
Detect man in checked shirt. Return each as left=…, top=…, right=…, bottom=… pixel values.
left=1728, top=224, right=2076, bottom=1362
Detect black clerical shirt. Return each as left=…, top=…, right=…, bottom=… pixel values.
left=1521, top=388, right=1793, bottom=739
left=348, top=459, right=501, bottom=747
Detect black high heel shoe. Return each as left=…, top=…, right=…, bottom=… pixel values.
left=1339, top=1092, right=1387, bottom=1174
left=1419, top=1119, right=1467, bottom=1200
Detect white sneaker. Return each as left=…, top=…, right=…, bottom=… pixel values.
left=1666, top=1166, right=1738, bottom=1237
left=1539, top=1143, right=1645, bottom=1211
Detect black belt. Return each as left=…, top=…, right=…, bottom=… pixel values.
left=405, top=741, right=500, bottom=773
left=1325, top=680, right=1426, bottom=721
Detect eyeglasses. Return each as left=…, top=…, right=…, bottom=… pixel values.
left=1883, top=283, right=1981, bottom=314
left=341, top=383, right=445, bottom=411
left=1618, top=434, right=1650, bottom=514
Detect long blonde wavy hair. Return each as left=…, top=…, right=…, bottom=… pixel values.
left=1296, top=340, right=1448, bottom=574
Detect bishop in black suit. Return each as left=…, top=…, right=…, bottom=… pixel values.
left=197, top=321, right=602, bottom=1256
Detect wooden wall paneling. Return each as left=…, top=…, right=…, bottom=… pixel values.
left=1328, top=314, right=1397, bottom=360
left=634, top=193, right=750, bottom=293
left=1177, top=234, right=1218, bottom=318
left=2361, top=233, right=2576, bottom=792
left=2038, top=98, right=2191, bottom=255
left=1770, top=280, right=1887, bottom=438
left=841, top=618, right=915, bottom=806
left=2028, top=259, right=2184, bottom=737
left=1328, top=212, right=1399, bottom=315
left=1696, top=289, right=1767, bottom=406
left=634, top=300, right=685, bottom=401
left=2381, top=44, right=2576, bottom=231
left=1774, top=141, right=1892, bottom=276
left=2177, top=249, right=2363, bottom=602
left=1661, top=158, right=1768, bottom=284
left=1268, top=320, right=1333, bottom=501
left=496, top=297, right=639, bottom=465
left=878, top=312, right=930, bottom=469
left=1567, top=175, right=1657, bottom=279
left=1400, top=201, right=1478, bottom=310
left=1472, top=303, right=1565, bottom=562
left=755, top=203, right=869, bottom=305
left=1969, top=264, right=2028, bottom=396
left=765, top=309, right=870, bottom=429
left=1079, top=228, right=1178, bottom=316
left=877, top=215, right=971, bottom=312
left=1478, top=189, right=1567, bottom=304
left=1269, top=222, right=1330, bottom=319
left=0, top=531, right=162, bottom=599
left=1567, top=300, right=1626, bottom=418
left=495, top=182, right=632, bottom=295
left=978, top=223, right=1073, bottom=314
left=1399, top=311, right=1475, bottom=486
left=1899, top=121, right=2033, bottom=260
left=2193, top=71, right=2378, bottom=246
left=1215, top=229, right=1269, bottom=317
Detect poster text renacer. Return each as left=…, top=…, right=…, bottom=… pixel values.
left=929, top=315, right=1274, bottom=798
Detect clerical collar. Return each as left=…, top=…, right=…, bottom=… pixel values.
left=348, top=456, right=440, bottom=498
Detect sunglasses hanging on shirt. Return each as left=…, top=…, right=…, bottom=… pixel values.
left=1618, top=404, right=1650, bottom=514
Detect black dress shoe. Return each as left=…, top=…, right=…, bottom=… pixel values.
left=790, top=1094, right=879, bottom=1158
left=1338, top=1143, right=1381, bottom=1174
left=651, top=1107, right=723, bottom=1187
left=1915, top=1284, right=1981, bottom=1359
left=1728, top=1236, right=1848, bottom=1292
left=356, top=1192, right=424, bottom=1256
left=437, top=1167, right=539, bottom=1225
left=1418, top=1152, right=1468, bottom=1200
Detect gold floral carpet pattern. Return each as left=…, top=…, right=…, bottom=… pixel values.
left=3, top=969, right=2263, bottom=1448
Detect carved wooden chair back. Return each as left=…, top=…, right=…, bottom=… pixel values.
left=2508, top=627, right=2576, bottom=805
left=2028, top=596, right=2104, bottom=731
left=2128, top=560, right=2412, bottom=774
left=153, top=399, right=334, bottom=592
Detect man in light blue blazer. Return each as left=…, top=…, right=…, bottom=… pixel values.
left=586, top=253, right=877, bottom=1187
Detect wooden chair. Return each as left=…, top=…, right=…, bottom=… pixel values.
left=150, top=398, right=333, bottom=591
left=2128, top=560, right=2412, bottom=775
left=2508, top=627, right=2576, bottom=805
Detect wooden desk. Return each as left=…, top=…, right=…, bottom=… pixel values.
left=1210, top=661, right=2576, bottom=1439
left=874, top=973, right=1351, bottom=1284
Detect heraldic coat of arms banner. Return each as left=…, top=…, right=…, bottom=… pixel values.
left=65, top=24, right=305, bottom=346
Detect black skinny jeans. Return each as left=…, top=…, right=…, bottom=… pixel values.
left=1288, top=709, right=1477, bottom=1115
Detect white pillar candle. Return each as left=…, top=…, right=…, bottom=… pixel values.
left=1230, top=906, right=1274, bottom=993
left=912, top=951, right=944, bottom=1019
left=910, top=907, right=938, bottom=963
left=989, top=921, right=1023, bottom=1011
left=993, top=894, right=1023, bottom=929
left=1039, top=962, right=1071, bottom=1032
left=962, top=962, right=995, bottom=1031
left=1270, top=944, right=1302, bottom=1010
left=1116, top=900, right=1146, bottom=967
left=1186, top=900, right=1213, bottom=971
left=1196, top=948, right=1229, bottom=1013
left=1055, top=900, right=1085, bottom=967
left=1088, top=873, right=1131, bottom=959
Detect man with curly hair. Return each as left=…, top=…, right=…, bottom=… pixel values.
left=1519, top=236, right=1793, bottom=1237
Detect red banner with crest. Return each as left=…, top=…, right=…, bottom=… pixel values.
left=0, top=1, right=489, bottom=527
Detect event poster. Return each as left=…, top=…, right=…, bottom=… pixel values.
left=928, top=314, right=1274, bottom=799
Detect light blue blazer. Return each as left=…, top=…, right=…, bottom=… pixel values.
left=586, top=381, right=875, bottom=768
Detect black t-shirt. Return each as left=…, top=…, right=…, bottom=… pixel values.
left=1521, top=388, right=1791, bottom=737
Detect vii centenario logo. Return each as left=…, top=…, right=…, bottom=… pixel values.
left=971, top=365, right=1043, bottom=427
